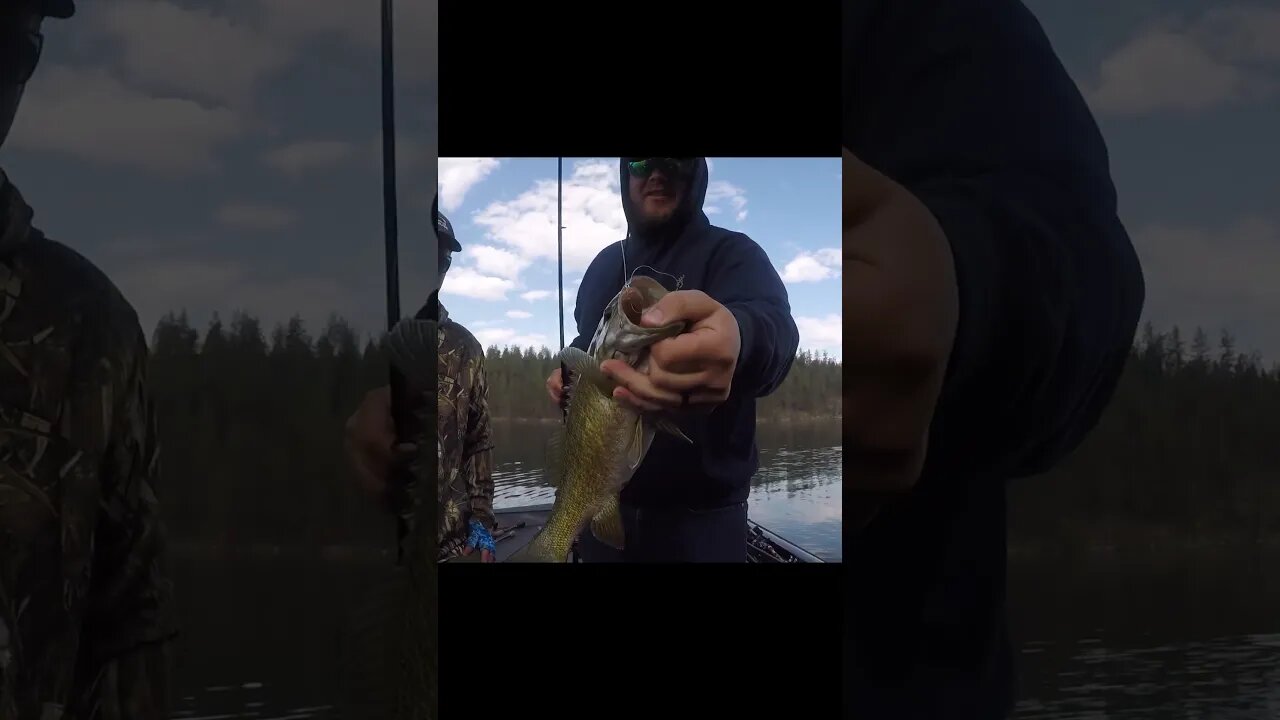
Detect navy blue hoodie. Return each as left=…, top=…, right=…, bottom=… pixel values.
left=567, top=158, right=799, bottom=511
left=845, top=1, right=1145, bottom=718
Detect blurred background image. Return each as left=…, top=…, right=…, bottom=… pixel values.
left=1009, top=2, right=1280, bottom=716
left=3, top=1, right=435, bottom=716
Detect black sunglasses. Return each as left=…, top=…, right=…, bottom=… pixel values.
left=1, top=29, right=42, bottom=86
left=627, top=157, right=696, bottom=178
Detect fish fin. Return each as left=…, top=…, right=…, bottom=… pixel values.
left=544, top=424, right=566, bottom=488
left=506, top=530, right=568, bottom=563
left=651, top=415, right=694, bottom=444
left=623, top=414, right=656, bottom=471
left=590, top=495, right=626, bottom=550
left=560, top=345, right=610, bottom=389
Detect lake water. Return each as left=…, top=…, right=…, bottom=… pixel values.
left=168, top=552, right=390, bottom=719
left=1009, top=549, right=1280, bottom=718
left=488, top=419, right=844, bottom=561
left=164, top=422, right=1279, bottom=717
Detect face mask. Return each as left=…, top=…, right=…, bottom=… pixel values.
left=430, top=252, right=451, bottom=294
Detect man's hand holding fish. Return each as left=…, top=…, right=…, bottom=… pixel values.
left=600, top=288, right=742, bottom=414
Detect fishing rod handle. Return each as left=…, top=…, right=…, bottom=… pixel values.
left=560, top=360, right=571, bottom=416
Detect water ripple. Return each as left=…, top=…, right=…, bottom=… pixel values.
left=492, top=444, right=843, bottom=561
left=1016, top=633, right=1280, bottom=718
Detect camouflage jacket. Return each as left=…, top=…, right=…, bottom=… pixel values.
left=0, top=171, right=177, bottom=719
left=432, top=304, right=494, bottom=559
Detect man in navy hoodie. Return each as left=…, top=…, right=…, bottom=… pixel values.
left=546, top=157, right=799, bottom=562
left=844, top=0, right=1145, bottom=717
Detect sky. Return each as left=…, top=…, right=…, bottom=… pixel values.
left=1022, top=0, right=1280, bottom=363
left=437, top=157, right=844, bottom=360
left=1, top=0, right=437, bottom=344
left=2, top=2, right=1277, bottom=364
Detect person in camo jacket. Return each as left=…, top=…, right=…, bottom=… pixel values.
left=0, top=1, right=179, bottom=717
left=345, top=208, right=498, bottom=564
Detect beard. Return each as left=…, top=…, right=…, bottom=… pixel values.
left=631, top=201, right=685, bottom=237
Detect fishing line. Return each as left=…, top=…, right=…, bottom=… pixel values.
left=628, top=264, right=684, bottom=291
left=621, top=230, right=629, bottom=287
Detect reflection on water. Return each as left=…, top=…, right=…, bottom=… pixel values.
left=489, top=419, right=843, bottom=561
left=1015, top=633, right=1280, bottom=719
left=1010, top=550, right=1280, bottom=718
left=171, top=683, right=332, bottom=719
left=168, top=552, right=392, bottom=719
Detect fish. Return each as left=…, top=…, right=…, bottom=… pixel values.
left=508, top=275, right=693, bottom=563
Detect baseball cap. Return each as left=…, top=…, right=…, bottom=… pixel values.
left=436, top=211, right=461, bottom=253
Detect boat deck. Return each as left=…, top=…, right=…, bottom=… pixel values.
left=440, top=504, right=825, bottom=563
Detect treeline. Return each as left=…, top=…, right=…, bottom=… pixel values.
left=1009, top=324, right=1280, bottom=552
left=148, top=310, right=394, bottom=548
left=145, top=310, right=840, bottom=547
left=481, top=345, right=842, bottom=420
left=145, top=310, right=1280, bottom=551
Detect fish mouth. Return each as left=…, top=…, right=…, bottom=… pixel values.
left=620, top=276, right=667, bottom=323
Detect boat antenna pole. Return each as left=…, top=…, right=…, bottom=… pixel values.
left=557, top=157, right=568, bottom=420
left=380, top=0, right=410, bottom=563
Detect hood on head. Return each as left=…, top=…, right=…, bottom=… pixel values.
left=618, top=157, right=709, bottom=238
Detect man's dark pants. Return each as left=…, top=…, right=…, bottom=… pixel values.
left=574, top=502, right=748, bottom=562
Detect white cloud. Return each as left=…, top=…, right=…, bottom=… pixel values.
left=11, top=0, right=437, bottom=176
left=506, top=310, right=533, bottom=319
left=796, top=314, right=843, bottom=359
left=781, top=248, right=842, bottom=283
left=264, top=140, right=355, bottom=176
left=105, top=256, right=362, bottom=343
left=439, top=158, right=501, bottom=211
left=521, top=290, right=553, bottom=302
left=1132, top=216, right=1280, bottom=361
left=1199, top=6, right=1280, bottom=63
left=1086, top=7, right=1280, bottom=115
left=441, top=266, right=515, bottom=301
left=1133, top=217, right=1280, bottom=303
left=471, top=158, right=627, bottom=275
left=468, top=244, right=529, bottom=280
left=92, top=0, right=437, bottom=105
left=474, top=327, right=551, bottom=351
left=8, top=65, right=243, bottom=175
left=97, top=0, right=291, bottom=109
left=705, top=180, right=749, bottom=222
left=216, top=202, right=297, bottom=231
left=1088, top=30, right=1244, bottom=114
left=253, top=0, right=436, bottom=86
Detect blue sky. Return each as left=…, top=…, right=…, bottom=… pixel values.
left=3, top=2, right=1278, bottom=363
left=437, top=158, right=843, bottom=360
left=1023, top=0, right=1280, bottom=362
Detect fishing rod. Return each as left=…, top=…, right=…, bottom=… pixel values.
left=380, top=0, right=412, bottom=564
left=558, top=157, right=569, bottom=419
